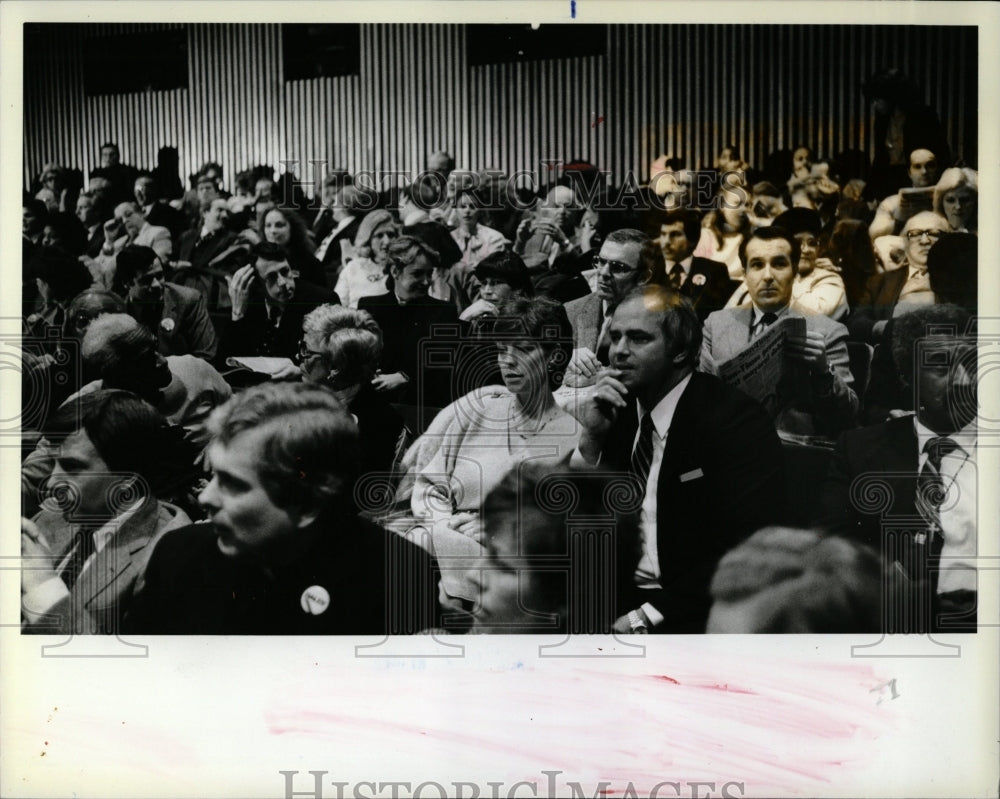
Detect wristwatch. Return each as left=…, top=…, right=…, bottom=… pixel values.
left=627, top=609, right=649, bottom=633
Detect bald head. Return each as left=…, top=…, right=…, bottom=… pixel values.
left=902, top=211, right=950, bottom=269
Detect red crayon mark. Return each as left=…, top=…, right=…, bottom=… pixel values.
left=592, top=116, right=605, bottom=128
left=652, top=675, right=680, bottom=684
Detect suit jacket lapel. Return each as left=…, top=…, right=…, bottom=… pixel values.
left=77, top=499, right=160, bottom=606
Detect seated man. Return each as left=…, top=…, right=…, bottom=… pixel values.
left=701, top=226, right=858, bottom=439
left=563, top=228, right=664, bottom=388
left=89, top=201, right=172, bottom=289
left=22, top=390, right=192, bottom=634
left=869, top=148, right=940, bottom=239
left=727, top=209, right=848, bottom=320
left=75, top=191, right=110, bottom=259
left=122, top=383, right=441, bottom=634
left=113, top=245, right=217, bottom=361
left=654, top=208, right=731, bottom=322
left=848, top=210, right=952, bottom=344
left=820, top=304, right=977, bottom=633
left=706, top=527, right=885, bottom=633
left=21, top=314, right=231, bottom=517
left=357, top=236, right=458, bottom=408
left=134, top=174, right=185, bottom=247
left=174, top=197, right=245, bottom=319
left=571, top=285, right=784, bottom=633
left=222, top=241, right=337, bottom=366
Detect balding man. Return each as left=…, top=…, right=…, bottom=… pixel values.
left=848, top=210, right=952, bottom=344
left=869, top=148, right=940, bottom=239
left=91, top=201, right=172, bottom=289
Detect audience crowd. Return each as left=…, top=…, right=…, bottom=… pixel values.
left=21, top=67, right=980, bottom=635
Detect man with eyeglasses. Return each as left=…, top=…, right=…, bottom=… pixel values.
left=563, top=229, right=665, bottom=388
left=848, top=211, right=952, bottom=345
left=221, top=241, right=338, bottom=367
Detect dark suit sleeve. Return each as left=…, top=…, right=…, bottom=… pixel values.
left=846, top=272, right=891, bottom=344
left=184, top=291, right=219, bottom=361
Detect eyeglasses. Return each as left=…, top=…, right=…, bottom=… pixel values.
left=262, top=266, right=299, bottom=286
left=905, top=229, right=944, bottom=241
left=294, top=339, right=326, bottom=365
left=135, top=270, right=165, bottom=288
left=593, top=255, right=638, bottom=275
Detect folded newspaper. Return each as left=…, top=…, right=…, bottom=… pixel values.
left=716, top=315, right=807, bottom=417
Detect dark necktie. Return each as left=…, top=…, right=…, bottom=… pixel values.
left=595, top=305, right=611, bottom=365
left=58, top=528, right=98, bottom=590
left=752, top=311, right=778, bottom=340
left=630, top=413, right=656, bottom=496
left=669, top=263, right=685, bottom=290
left=915, top=436, right=960, bottom=591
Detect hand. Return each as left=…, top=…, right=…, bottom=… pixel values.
left=459, top=298, right=498, bottom=321
left=534, top=220, right=572, bottom=249
left=371, top=371, right=408, bottom=392
left=21, top=518, right=56, bottom=593
left=514, top=218, right=533, bottom=245
left=227, top=264, right=256, bottom=320
left=170, top=259, right=193, bottom=272
left=576, top=371, right=629, bottom=462
left=270, top=362, right=303, bottom=381
left=103, top=218, right=123, bottom=239
left=447, top=511, right=483, bottom=542
left=814, top=256, right=839, bottom=272
left=612, top=609, right=649, bottom=634
left=566, top=347, right=602, bottom=381
left=786, top=329, right=830, bottom=375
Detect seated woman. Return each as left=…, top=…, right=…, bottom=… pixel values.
left=258, top=205, right=326, bottom=288
left=396, top=296, right=578, bottom=604
left=455, top=250, right=535, bottom=393
left=335, top=209, right=398, bottom=308
left=466, top=463, right=639, bottom=634
left=297, top=304, right=407, bottom=479
left=933, top=167, right=977, bottom=235
left=693, top=184, right=752, bottom=281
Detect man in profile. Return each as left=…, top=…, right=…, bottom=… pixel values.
left=22, top=390, right=192, bottom=634
left=124, top=382, right=441, bottom=634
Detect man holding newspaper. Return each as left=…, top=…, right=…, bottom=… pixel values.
left=699, top=226, right=858, bottom=442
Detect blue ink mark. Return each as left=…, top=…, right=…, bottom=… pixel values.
left=571, top=0, right=576, bottom=19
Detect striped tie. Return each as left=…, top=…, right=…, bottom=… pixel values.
left=630, top=413, right=656, bottom=496
left=915, top=436, right=959, bottom=589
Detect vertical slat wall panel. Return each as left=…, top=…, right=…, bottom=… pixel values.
left=25, top=24, right=977, bottom=197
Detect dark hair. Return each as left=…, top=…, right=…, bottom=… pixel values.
left=604, top=228, right=667, bottom=286
left=260, top=205, right=316, bottom=258
left=23, top=198, right=49, bottom=227
left=198, top=161, right=223, bottom=179
left=473, top=251, right=534, bottom=296
left=47, top=389, right=174, bottom=487
left=402, top=175, right=441, bottom=209
left=113, top=245, right=159, bottom=295
left=29, top=247, right=93, bottom=304
left=207, top=382, right=360, bottom=514
left=616, top=285, right=703, bottom=369
left=480, top=463, right=640, bottom=633
left=492, top=296, right=574, bottom=389
left=252, top=240, right=290, bottom=266
left=709, top=527, right=885, bottom=633
left=81, top=314, right=161, bottom=397
left=771, top=208, right=822, bottom=238
left=658, top=208, right=702, bottom=244
left=42, top=211, right=87, bottom=256
left=67, top=288, right=127, bottom=336
left=403, top=221, right=463, bottom=269
left=862, top=67, right=922, bottom=110
left=891, top=303, right=974, bottom=390
left=738, top=225, right=801, bottom=273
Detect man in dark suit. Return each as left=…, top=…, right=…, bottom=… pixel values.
left=114, top=245, right=219, bottom=361
left=222, top=242, right=337, bottom=366
left=75, top=191, right=109, bottom=258
left=654, top=208, right=732, bottom=321
left=572, top=285, right=784, bottom=633
left=847, top=210, right=951, bottom=344
left=820, top=304, right=977, bottom=633
left=174, top=198, right=245, bottom=320
left=563, top=229, right=665, bottom=388
left=122, top=383, right=441, bottom=634
left=88, top=142, right=139, bottom=206
left=358, top=235, right=458, bottom=408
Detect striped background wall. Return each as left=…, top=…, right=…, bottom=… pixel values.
left=24, top=23, right=977, bottom=196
